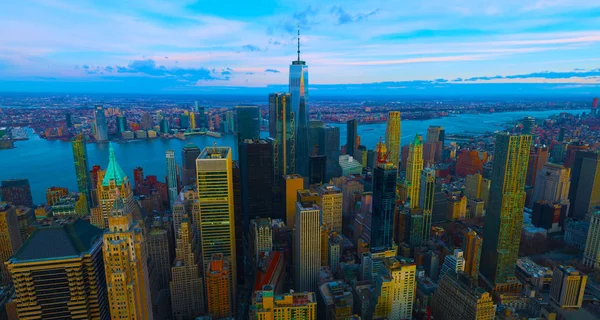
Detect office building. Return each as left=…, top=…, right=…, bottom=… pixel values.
left=526, top=145, right=549, bottom=187
left=94, top=105, right=108, bottom=141
left=250, top=218, right=273, bottom=262
left=522, top=116, right=535, bottom=135
left=181, top=143, right=200, bottom=187
left=385, top=111, right=401, bottom=167
left=0, top=204, right=22, bottom=286
left=347, top=118, right=358, bottom=157
left=569, top=151, right=600, bottom=219
left=282, top=174, right=304, bottom=228
left=206, top=253, right=232, bottom=318
left=6, top=220, right=109, bottom=319
left=51, top=193, right=88, bottom=217
left=309, top=155, right=326, bottom=185
left=564, top=142, right=590, bottom=168
left=294, top=202, right=321, bottom=292
left=46, top=186, right=69, bottom=206
left=103, top=195, right=153, bottom=319
left=160, top=117, right=170, bottom=134
left=141, top=112, right=153, bottom=130
left=269, top=93, right=295, bottom=177
left=236, top=106, right=261, bottom=140
left=196, top=146, right=237, bottom=306
left=406, top=133, right=424, bottom=207
left=439, top=249, right=465, bottom=278
left=372, top=257, right=416, bottom=320
left=315, top=184, right=343, bottom=234
left=419, top=167, right=435, bottom=242
left=531, top=201, right=567, bottom=232
left=463, top=229, right=482, bottom=280
left=289, top=30, right=310, bottom=177
left=116, top=114, right=127, bottom=135
left=338, top=154, right=363, bottom=176
left=148, top=224, right=171, bottom=291
left=166, top=150, right=178, bottom=210
left=432, top=270, right=495, bottom=320
left=319, top=280, right=354, bottom=319
left=240, top=139, right=274, bottom=225
left=549, top=265, right=587, bottom=309
left=371, top=142, right=398, bottom=249
left=481, top=133, right=531, bottom=290
left=250, top=286, right=317, bottom=320
left=65, top=112, right=73, bottom=128
left=1, top=179, right=33, bottom=207
left=72, top=134, right=93, bottom=209
left=170, top=219, right=205, bottom=319
left=319, top=125, right=341, bottom=180
left=583, top=207, right=600, bottom=268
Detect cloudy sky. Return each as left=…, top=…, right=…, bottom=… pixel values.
left=1, top=0, right=600, bottom=94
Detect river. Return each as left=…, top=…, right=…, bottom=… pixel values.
left=0, top=109, right=582, bottom=204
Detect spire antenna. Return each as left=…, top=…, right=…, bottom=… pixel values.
left=297, top=25, right=301, bottom=62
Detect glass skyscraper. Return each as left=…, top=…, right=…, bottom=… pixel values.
left=371, top=143, right=398, bottom=249
left=166, top=150, right=178, bottom=210
left=289, top=30, right=310, bottom=177
left=235, top=106, right=261, bottom=140
left=94, top=105, right=108, bottom=142
left=269, top=93, right=294, bottom=180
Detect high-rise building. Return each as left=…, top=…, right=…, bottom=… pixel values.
left=250, top=218, right=272, bottom=262
left=250, top=286, right=317, bottom=320
left=189, top=111, right=196, bottom=130
left=282, top=174, right=304, bottom=228
left=141, top=112, right=153, bottom=130
left=236, top=106, right=261, bottom=140
left=148, top=224, right=171, bottom=291
left=432, top=270, right=495, bottom=320
left=0, top=204, right=22, bottom=286
left=318, top=280, right=353, bottom=319
left=170, top=218, right=205, bottom=319
left=1, top=179, right=33, bottom=207
left=526, top=145, right=549, bottom=187
left=406, top=133, right=424, bottom=208
left=583, top=207, right=600, bottom=268
left=181, top=143, right=200, bottom=187
left=385, top=111, right=401, bottom=167
left=481, top=133, right=531, bottom=289
left=166, top=150, right=178, bottom=210
left=419, top=167, right=436, bottom=242
left=206, top=253, right=232, bottom=319
left=372, top=257, right=416, bottom=320
left=72, top=134, right=93, bottom=209
left=439, top=249, right=465, bottom=278
left=568, top=151, right=600, bottom=220
left=45, top=186, right=69, bottom=206
left=531, top=163, right=570, bottom=207
left=371, top=142, right=398, bottom=249
left=549, top=265, right=587, bottom=309
left=522, top=116, right=535, bottom=135
left=195, top=102, right=207, bottom=129
left=65, top=112, right=73, bottom=128
left=103, top=195, right=153, bottom=319
left=463, top=229, right=483, bottom=280
left=196, top=146, right=236, bottom=306
left=315, top=184, right=343, bottom=234
left=289, top=29, right=310, bottom=177
left=116, top=114, right=127, bottom=135
left=6, top=220, right=109, bottom=319
left=94, top=105, right=108, bottom=141
left=309, top=155, right=326, bottom=185
left=309, top=119, right=324, bottom=154
left=240, top=139, right=274, bottom=225
left=269, top=93, right=295, bottom=178
left=319, top=125, right=341, bottom=180
left=564, top=142, right=590, bottom=169
left=346, top=119, right=358, bottom=157
left=294, top=202, right=321, bottom=292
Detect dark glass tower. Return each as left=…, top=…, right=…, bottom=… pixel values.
left=235, top=106, right=260, bottom=140
left=269, top=93, right=294, bottom=180
left=346, top=119, right=357, bottom=157
left=181, top=143, right=200, bottom=186
left=569, top=151, right=600, bottom=219
left=371, top=161, right=398, bottom=249
left=65, top=113, right=73, bottom=128
left=239, top=139, right=275, bottom=226
left=94, top=106, right=108, bottom=141
left=308, top=155, right=326, bottom=185
left=71, top=134, right=92, bottom=209
left=116, top=115, right=127, bottom=135
left=318, top=125, right=341, bottom=180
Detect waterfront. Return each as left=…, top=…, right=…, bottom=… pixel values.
left=0, top=109, right=582, bottom=204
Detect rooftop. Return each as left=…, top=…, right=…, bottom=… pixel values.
left=102, top=142, right=127, bottom=187
left=199, top=146, right=230, bottom=159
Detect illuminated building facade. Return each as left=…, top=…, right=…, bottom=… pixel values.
left=406, top=133, right=424, bottom=208
left=371, top=142, right=398, bottom=249
left=269, top=93, right=295, bottom=179
left=206, top=253, right=232, bottom=318
left=294, top=202, right=321, bottom=292
left=250, top=286, right=317, bottom=320
left=282, top=174, right=303, bottom=228
left=419, top=167, right=435, bottom=242
left=0, top=203, right=22, bottom=286
left=385, top=111, right=401, bottom=167
left=315, top=184, right=343, bottom=234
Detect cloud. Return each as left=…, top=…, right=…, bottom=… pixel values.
left=461, top=68, right=600, bottom=82
left=265, top=68, right=280, bottom=73
left=104, top=66, right=113, bottom=72
left=242, top=44, right=261, bottom=52
left=284, top=6, right=319, bottom=33
left=115, top=59, right=223, bottom=81
left=330, top=6, right=379, bottom=25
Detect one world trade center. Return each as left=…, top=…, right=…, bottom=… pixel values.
left=289, top=28, right=310, bottom=177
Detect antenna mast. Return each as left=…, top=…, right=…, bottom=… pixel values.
left=297, top=26, right=301, bottom=62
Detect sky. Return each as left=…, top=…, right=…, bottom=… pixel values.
left=1, top=0, right=600, bottom=95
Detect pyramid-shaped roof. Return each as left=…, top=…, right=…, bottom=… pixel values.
left=102, top=142, right=127, bottom=187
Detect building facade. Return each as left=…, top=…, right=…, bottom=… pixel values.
left=294, top=202, right=322, bottom=292
left=206, top=253, right=232, bottom=318
left=385, top=111, right=401, bottom=167
left=549, top=265, right=587, bottom=309
left=72, top=134, right=93, bottom=209
left=583, top=207, right=600, bottom=268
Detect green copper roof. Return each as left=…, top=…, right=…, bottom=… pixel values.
left=413, top=132, right=421, bottom=146
left=102, top=142, right=127, bottom=187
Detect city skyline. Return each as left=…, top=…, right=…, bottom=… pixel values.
left=1, top=1, right=600, bottom=94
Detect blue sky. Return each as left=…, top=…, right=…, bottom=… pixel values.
left=1, top=0, right=600, bottom=94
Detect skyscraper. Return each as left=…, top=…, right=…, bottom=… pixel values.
left=526, top=145, right=549, bottom=187
left=240, top=139, right=274, bottom=225
left=309, top=155, right=326, bottom=185
left=372, top=257, right=416, bottom=320
left=569, top=151, right=600, bottom=219
left=289, top=28, right=310, bottom=177
left=65, top=112, right=73, bottom=128
left=166, top=150, right=178, bottom=210
left=141, top=112, right=153, bottom=130
left=283, top=174, right=304, bottom=228
left=1, top=179, right=33, bottom=207
left=522, top=116, right=535, bottom=135
left=116, top=114, right=127, bottom=135
left=72, top=134, right=92, bottom=209
left=463, top=229, right=483, bottom=280
left=206, top=253, right=232, bottom=318
left=294, top=202, right=321, bottom=292
left=419, top=167, right=435, bottom=242
left=583, top=206, right=600, bottom=268
left=148, top=224, right=171, bottom=291
left=0, top=203, right=22, bottom=286
left=6, top=220, right=109, bottom=319
left=103, top=195, right=153, bottom=319
left=236, top=106, right=261, bottom=140
left=385, top=111, right=401, bottom=167
left=319, top=125, right=341, bottom=180
left=371, top=142, right=398, bottom=249
left=181, top=143, right=200, bottom=187
left=94, top=105, right=108, bottom=142
left=315, top=184, right=343, bottom=234
left=432, top=270, right=495, bottom=320
left=481, top=133, right=531, bottom=290
left=346, top=119, right=358, bottom=157
left=550, top=265, right=587, bottom=309
left=196, top=146, right=236, bottom=307
left=531, top=163, right=571, bottom=207
left=170, top=218, right=205, bottom=319
left=269, top=93, right=295, bottom=178
left=406, top=133, right=424, bottom=208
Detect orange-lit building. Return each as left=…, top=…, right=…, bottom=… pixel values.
left=455, top=150, right=484, bottom=177
left=45, top=186, right=69, bottom=206
left=206, top=253, right=232, bottom=318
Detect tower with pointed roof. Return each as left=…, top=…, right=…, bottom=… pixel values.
left=406, top=133, right=424, bottom=209
left=290, top=27, right=310, bottom=177
left=103, top=191, right=153, bottom=320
